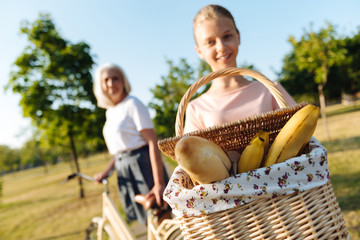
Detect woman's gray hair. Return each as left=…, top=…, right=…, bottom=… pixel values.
left=93, top=63, right=132, bottom=109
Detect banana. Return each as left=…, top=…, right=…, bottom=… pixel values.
left=237, top=130, right=269, bottom=174
left=264, top=104, right=320, bottom=166
left=254, top=129, right=270, bottom=167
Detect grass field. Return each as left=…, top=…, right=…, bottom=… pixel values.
left=313, top=101, right=360, bottom=239
left=1, top=102, right=359, bottom=240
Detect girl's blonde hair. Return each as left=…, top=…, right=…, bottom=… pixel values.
left=193, top=5, right=239, bottom=43
left=93, top=63, right=131, bottom=109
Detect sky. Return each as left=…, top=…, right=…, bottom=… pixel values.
left=0, top=0, right=359, bottom=148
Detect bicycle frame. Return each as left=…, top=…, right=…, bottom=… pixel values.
left=93, top=186, right=136, bottom=240
left=64, top=172, right=182, bottom=240
left=97, top=185, right=181, bottom=240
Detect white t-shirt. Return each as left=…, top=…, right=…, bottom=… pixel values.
left=103, top=95, right=154, bottom=155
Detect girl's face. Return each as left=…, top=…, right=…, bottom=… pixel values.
left=194, top=17, right=240, bottom=71
left=101, top=68, right=126, bottom=105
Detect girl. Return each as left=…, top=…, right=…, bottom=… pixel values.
left=93, top=63, right=168, bottom=224
left=184, top=5, right=296, bottom=133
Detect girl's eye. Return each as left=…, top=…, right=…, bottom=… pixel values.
left=224, top=34, right=232, bottom=40
left=207, top=40, right=215, bottom=46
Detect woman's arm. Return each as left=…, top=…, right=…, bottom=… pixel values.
left=140, top=128, right=166, bottom=206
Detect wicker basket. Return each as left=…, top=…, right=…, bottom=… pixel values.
left=158, top=67, right=349, bottom=239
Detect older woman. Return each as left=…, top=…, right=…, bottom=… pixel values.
left=93, top=63, right=168, bottom=224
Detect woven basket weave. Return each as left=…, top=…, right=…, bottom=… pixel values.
left=178, top=181, right=347, bottom=240
left=158, top=67, right=349, bottom=239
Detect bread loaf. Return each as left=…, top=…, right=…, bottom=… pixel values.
left=175, top=136, right=231, bottom=184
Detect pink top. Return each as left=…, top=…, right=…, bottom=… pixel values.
left=184, top=81, right=296, bottom=133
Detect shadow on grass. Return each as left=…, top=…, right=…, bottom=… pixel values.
left=322, top=136, right=360, bottom=153
left=33, top=230, right=83, bottom=240
left=0, top=197, right=66, bottom=211
left=326, top=104, right=360, bottom=118
left=0, top=190, right=101, bottom=211
left=331, top=172, right=360, bottom=211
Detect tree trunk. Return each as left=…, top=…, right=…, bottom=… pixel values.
left=42, top=163, right=49, bottom=174
left=318, top=83, right=330, bottom=141
left=69, top=130, right=84, bottom=198
left=36, top=144, right=49, bottom=174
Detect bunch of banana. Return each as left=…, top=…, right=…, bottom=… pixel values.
left=237, top=130, right=269, bottom=174
left=264, top=104, right=320, bottom=166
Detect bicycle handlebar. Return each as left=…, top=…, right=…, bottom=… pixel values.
left=62, top=172, right=108, bottom=185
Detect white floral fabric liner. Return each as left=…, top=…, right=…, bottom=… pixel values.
left=163, top=137, right=329, bottom=218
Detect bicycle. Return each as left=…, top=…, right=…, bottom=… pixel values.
left=64, top=172, right=183, bottom=240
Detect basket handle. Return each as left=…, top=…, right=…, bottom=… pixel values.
left=175, top=67, right=289, bottom=136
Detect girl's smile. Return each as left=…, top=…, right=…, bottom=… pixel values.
left=194, top=16, right=240, bottom=71
left=217, top=53, right=232, bottom=62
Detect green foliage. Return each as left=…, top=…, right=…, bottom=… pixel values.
left=278, top=52, right=318, bottom=102
left=19, top=137, right=68, bottom=169
left=278, top=22, right=360, bottom=103
left=288, top=22, right=347, bottom=86
left=342, top=29, right=360, bottom=95
left=149, top=59, right=211, bottom=138
left=0, top=146, right=20, bottom=172
left=6, top=13, right=105, bottom=163
left=20, top=139, right=42, bottom=168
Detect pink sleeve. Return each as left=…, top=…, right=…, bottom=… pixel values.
left=273, top=82, right=297, bottom=107
left=183, top=102, right=204, bottom=134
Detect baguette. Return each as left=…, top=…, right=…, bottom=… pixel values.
left=175, top=136, right=231, bottom=184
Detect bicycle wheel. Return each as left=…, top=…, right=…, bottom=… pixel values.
left=84, top=222, right=112, bottom=240
left=156, top=219, right=183, bottom=240
left=165, top=227, right=183, bottom=240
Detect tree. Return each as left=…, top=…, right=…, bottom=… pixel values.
left=19, top=136, right=63, bottom=172
left=20, top=139, right=43, bottom=169
left=278, top=52, right=318, bottom=103
left=149, top=59, right=211, bottom=139
left=0, top=145, right=20, bottom=173
left=343, top=28, right=360, bottom=96
left=6, top=13, right=105, bottom=198
left=288, top=22, right=347, bottom=140
left=279, top=28, right=360, bottom=104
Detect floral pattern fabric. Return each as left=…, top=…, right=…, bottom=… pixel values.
left=163, top=137, right=329, bottom=218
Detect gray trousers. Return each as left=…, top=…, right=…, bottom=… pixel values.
left=115, top=145, right=168, bottom=224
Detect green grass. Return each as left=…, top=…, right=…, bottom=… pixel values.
left=1, top=102, right=359, bottom=240
left=313, top=101, right=360, bottom=239
left=0, top=153, right=124, bottom=240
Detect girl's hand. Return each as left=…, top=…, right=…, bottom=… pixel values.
left=146, top=183, right=166, bottom=207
